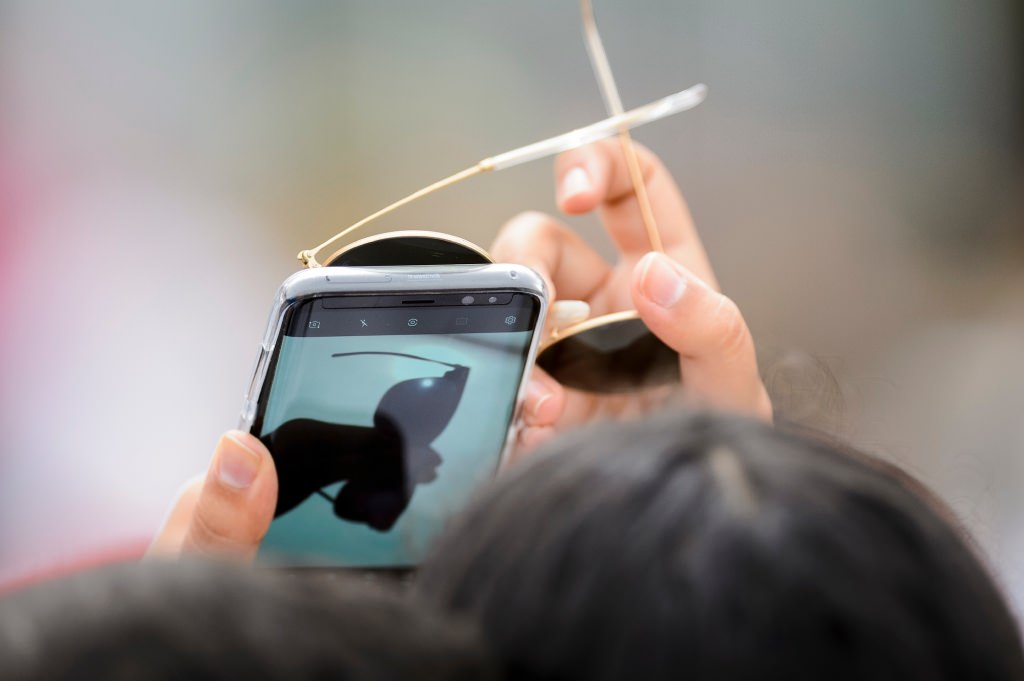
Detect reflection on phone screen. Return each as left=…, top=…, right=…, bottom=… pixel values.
left=254, top=295, right=538, bottom=568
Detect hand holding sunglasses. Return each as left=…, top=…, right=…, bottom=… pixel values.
left=495, top=140, right=772, bottom=454
left=148, top=143, right=773, bottom=559
left=149, top=0, right=770, bottom=561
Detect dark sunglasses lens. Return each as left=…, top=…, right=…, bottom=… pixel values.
left=325, top=236, right=491, bottom=267
left=536, top=317, right=679, bottom=393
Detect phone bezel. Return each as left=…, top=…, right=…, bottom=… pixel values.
left=238, top=264, right=548, bottom=565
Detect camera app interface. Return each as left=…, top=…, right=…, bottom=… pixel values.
left=254, top=293, right=539, bottom=567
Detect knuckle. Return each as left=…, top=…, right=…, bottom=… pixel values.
left=603, top=138, right=659, bottom=181
left=519, top=210, right=560, bottom=232
left=630, top=141, right=661, bottom=181
left=602, top=141, right=662, bottom=205
left=711, top=295, right=750, bottom=357
left=185, top=502, right=255, bottom=557
left=496, top=211, right=558, bottom=244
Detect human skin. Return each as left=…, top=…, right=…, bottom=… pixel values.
left=148, top=140, right=770, bottom=558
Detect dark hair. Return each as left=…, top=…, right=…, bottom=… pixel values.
left=0, top=560, right=496, bottom=681
left=416, top=410, right=1024, bottom=681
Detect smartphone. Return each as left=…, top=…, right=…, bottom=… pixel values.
left=239, top=264, right=547, bottom=569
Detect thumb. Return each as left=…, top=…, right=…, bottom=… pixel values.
left=632, top=252, right=771, bottom=421
left=177, top=431, right=278, bottom=560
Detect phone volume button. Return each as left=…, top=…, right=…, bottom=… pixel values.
left=241, top=399, right=257, bottom=424
left=324, top=274, right=393, bottom=284
left=245, top=347, right=268, bottom=402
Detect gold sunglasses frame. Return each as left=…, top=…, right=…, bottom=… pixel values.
left=297, top=0, right=705, bottom=392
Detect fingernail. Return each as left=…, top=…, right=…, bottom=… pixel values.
left=550, top=300, right=591, bottom=330
left=559, top=167, right=592, bottom=203
left=218, top=433, right=261, bottom=489
left=532, top=394, right=553, bottom=419
left=639, top=252, right=687, bottom=308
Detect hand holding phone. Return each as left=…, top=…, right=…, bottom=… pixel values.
left=147, top=141, right=768, bottom=565
left=240, top=264, right=547, bottom=569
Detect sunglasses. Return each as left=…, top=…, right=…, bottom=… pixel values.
left=264, top=351, right=469, bottom=532
left=295, top=0, right=704, bottom=394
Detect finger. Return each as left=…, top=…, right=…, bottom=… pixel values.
left=147, top=475, right=204, bottom=556
left=491, top=210, right=612, bottom=304
left=550, top=300, right=591, bottom=334
left=555, top=140, right=717, bottom=288
left=632, top=252, right=771, bottom=421
left=540, top=300, right=593, bottom=356
left=521, top=369, right=566, bottom=428
left=510, top=425, right=558, bottom=465
left=180, top=431, right=278, bottom=560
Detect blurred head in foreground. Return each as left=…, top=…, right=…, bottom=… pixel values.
left=0, top=561, right=494, bottom=681
left=417, top=410, right=1024, bottom=681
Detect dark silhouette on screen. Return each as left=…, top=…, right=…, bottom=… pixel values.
left=260, top=352, right=469, bottom=532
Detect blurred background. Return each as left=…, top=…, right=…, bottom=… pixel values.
left=1, top=0, right=1022, bottom=602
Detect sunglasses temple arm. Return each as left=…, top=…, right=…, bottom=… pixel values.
left=331, top=351, right=463, bottom=370
left=299, top=86, right=706, bottom=267
left=481, top=86, right=705, bottom=172
left=299, top=165, right=487, bottom=267
left=581, top=0, right=624, bottom=113
left=581, top=0, right=662, bottom=253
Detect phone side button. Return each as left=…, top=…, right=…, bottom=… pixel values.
left=324, top=274, right=393, bottom=284
left=239, top=400, right=257, bottom=427
left=245, top=347, right=268, bottom=402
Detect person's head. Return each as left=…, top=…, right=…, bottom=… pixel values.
left=0, top=560, right=495, bottom=681
left=417, top=410, right=1024, bottom=681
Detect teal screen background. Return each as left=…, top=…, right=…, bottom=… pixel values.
left=257, top=331, right=531, bottom=567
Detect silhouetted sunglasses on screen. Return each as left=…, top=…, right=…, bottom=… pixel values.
left=294, top=0, right=703, bottom=394
left=265, top=351, right=469, bottom=532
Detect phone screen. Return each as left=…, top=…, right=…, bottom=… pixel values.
left=251, top=291, right=541, bottom=568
